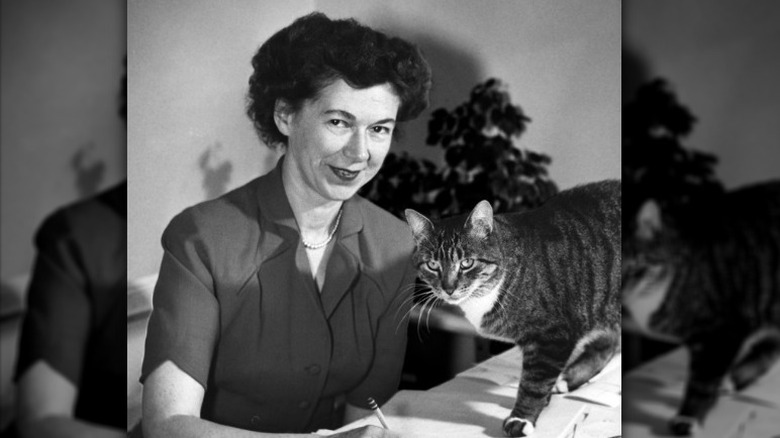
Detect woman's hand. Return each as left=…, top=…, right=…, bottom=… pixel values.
left=326, top=425, right=402, bottom=438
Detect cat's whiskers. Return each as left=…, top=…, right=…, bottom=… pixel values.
left=403, top=299, right=429, bottom=338
left=424, top=294, right=443, bottom=332
left=414, top=294, right=438, bottom=340
left=395, top=300, right=422, bottom=334
left=395, top=284, right=429, bottom=315
left=397, top=289, right=435, bottom=334
left=393, top=282, right=434, bottom=326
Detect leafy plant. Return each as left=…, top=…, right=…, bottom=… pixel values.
left=362, top=78, right=558, bottom=219
left=622, top=78, right=723, bottom=216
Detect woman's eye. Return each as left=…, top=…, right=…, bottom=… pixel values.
left=459, top=258, right=474, bottom=270
left=425, top=260, right=439, bottom=271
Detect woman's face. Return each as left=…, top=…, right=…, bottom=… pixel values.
left=277, top=78, right=400, bottom=203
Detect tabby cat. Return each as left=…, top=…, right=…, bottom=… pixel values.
left=404, top=180, right=621, bottom=437
left=622, top=180, right=780, bottom=436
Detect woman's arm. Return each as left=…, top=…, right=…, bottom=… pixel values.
left=16, top=361, right=124, bottom=438
left=144, top=361, right=393, bottom=438
left=143, top=360, right=319, bottom=438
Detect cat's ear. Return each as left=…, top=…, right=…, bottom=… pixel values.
left=404, top=209, right=434, bottom=245
left=465, top=200, right=494, bottom=239
left=636, top=199, right=663, bottom=240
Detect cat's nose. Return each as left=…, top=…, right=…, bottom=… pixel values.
left=442, top=276, right=458, bottom=295
left=442, top=286, right=456, bottom=296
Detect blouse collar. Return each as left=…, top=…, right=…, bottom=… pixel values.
left=254, top=155, right=364, bottom=240
left=254, top=155, right=364, bottom=318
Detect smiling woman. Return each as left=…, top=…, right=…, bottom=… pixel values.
left=138, top=12, right=431, bottom=438
left=275, top=80, right=400, bottom=208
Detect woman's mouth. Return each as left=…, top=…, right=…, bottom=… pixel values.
left=329, top=165, right=361, bottom=182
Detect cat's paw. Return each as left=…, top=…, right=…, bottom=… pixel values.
left=668, top=415, right=701, bottom=436
left=551, top=375, right=570, bottom=394
left=503, top=416, right=535, bottom=437
left=720, top=375, right=736, bottom=395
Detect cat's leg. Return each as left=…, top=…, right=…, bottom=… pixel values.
left=671, top=334, right=743, bottom=436
left=560, top=329, right=620, bottom=391
left=503, top=341, right=573, bottom=437
left=730, top=330, right=780, bottom=390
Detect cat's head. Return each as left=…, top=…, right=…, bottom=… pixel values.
left=621, top=199, right=685, bottom=340
left=622, top=199, right=683, bottom=287
left=404, top=200, right=503, bottom=305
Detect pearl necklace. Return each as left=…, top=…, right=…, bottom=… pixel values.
left=301, top=208, right=343, bottom=250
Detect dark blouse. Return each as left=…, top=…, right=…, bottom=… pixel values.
left=140, top=160, right=416, bottom=433
left=14, top=182, right=126, bottom=429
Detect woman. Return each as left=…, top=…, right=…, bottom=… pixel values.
left=141, top=12, right=431, bottom=437
left=12, top=60, right=127, bottom=438
left=13, top=183, right=126, bottom=438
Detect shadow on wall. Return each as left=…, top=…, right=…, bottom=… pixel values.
left=622, top=0, right=652, bottom=105
left=373, top=13, right=484, bottom=162
left=71, top=142, right=106, bottom=198
left=199, top=141, right=234, bottom=200
left=622, top=43, right=652, bottom=105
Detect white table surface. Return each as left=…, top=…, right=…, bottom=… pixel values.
left=324, top=346, right=621, bottom=438
left=623, top=346, right=780, bottom=438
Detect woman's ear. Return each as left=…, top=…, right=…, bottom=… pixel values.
left=273, top=99, right=293, bottom=136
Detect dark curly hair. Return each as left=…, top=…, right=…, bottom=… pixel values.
left=246, top=12, right=432, bottom=148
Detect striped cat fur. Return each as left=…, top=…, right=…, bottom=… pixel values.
left=405, top=180, right=621, bottom=437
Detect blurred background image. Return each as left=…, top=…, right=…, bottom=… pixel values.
left=4, top=0, right=780, bottom=436
left=622, top=0, right=780, bottom=436
left=0, top=0, right=126, bottom=436
left=127, top=0, right=619, bottom=435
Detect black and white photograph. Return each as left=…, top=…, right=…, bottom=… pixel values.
left=127, top=1, right=619, bottom=437
left=0, top=1, right=126, bottom=437
left=622, top=1, right=780, bottom=437
left=2, top=0, right=780, bottom=437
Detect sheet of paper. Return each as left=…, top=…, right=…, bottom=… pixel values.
left=627, top=347, right=689, bottom=387
left=327, top=389, right=588, bottom=438
left=456, top=361, right=520, bottom=387
left=564, top=383, right=621, bottom=408
left=588, top=352, right=622, bottom=386
left=456, top=349, right=622, bottom=408
left=734, top=357, right=780, bottom=407
left=623, top=374, right=764, bottom=438
left=456, top=346, right=522, bottom=386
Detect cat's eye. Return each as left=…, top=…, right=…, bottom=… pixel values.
left=459, top=258, right=474, bottom=270
left=425, top=260, right=440, bottom=271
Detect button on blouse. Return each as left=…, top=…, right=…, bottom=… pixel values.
left=140, top=160, right=416, bottom=433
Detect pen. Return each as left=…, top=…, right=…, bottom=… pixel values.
left=367, top=397, right=390, bottom=430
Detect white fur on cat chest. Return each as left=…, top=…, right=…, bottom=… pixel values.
left=459, top=282, right=514, bottom=343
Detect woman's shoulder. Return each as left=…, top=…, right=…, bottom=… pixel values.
left=35, top=182, right=126, bottom=250
left=351, top=196, right=415, bottom=257
left=162, top=177, right=262, bottom=252
left=354, top=195, right=412, bottom=234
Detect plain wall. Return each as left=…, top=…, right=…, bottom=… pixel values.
left=318, top=0, right=621, bottom=186
left=128, top=0, right=620, bottom=280
left=127, top=0, right=314, bottom=280
left=624, top=0, right=780, bottom=189
left=0, top=0, right=126, bottom=279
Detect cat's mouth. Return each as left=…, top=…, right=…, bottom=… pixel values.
left=435, top=290, right=472, bottom=305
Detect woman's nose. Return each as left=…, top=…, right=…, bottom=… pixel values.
left=343, top=132, right=370, bottom=162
